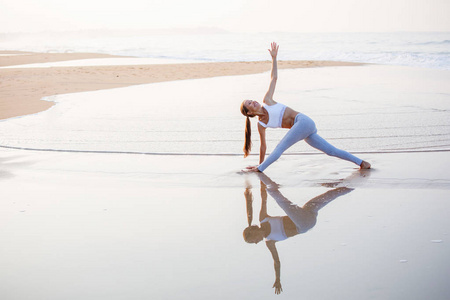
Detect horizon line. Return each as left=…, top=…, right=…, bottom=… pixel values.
left=1, top=27, right=450, bottom=35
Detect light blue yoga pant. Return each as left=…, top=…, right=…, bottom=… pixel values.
left=258, top=113, right=363, bottom=172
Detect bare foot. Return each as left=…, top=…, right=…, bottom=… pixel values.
left=360, top=161, right=371, bottom=169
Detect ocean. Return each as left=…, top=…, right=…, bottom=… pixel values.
left=1, top=30, right=450, bottom=156
left=1, top=31, right=449, bottom=70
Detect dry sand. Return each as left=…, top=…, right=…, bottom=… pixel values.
left=0, top=51, right=361, bottom=120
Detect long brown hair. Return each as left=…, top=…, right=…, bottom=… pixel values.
left=240, top=101, right=253, bottom=157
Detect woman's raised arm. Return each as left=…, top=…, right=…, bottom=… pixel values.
left=263, top=42, right=279, bottom=105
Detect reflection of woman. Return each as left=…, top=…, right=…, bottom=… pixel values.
left=240, top=42, right=371, bottom=172
left=243, top=173, right=354, bottom=294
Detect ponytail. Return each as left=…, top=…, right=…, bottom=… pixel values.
left=240, top=100, right=253, bottom=158
left=243, top=116, right=252, bottom=157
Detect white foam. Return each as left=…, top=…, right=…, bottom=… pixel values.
left=2, top=31, right=449, bottom=69
left=0, top=57, right=206, bottom=69
left=0, top=53, right=31, bottom=56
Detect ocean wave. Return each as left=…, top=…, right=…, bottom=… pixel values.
left=1, top=31, right=450, bottom=70
left=413, top=39, right=450, bottom=46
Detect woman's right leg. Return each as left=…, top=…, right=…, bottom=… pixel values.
left=305, top=132, right=363, bottom=166
left=265, top=187, right=318, bottom=233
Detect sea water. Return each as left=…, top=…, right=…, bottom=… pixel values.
left=1, top=31, right=449, bottom=69
left=1, top=65, right=449, bottom=155
left=1, top=31, right=450, bottom=155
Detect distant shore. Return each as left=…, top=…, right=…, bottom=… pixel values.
left=0, top=51, right=363, bottom=120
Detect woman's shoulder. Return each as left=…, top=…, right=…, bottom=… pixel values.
left=263, top=98, right=278, bottom=106
left=263, top=101, right=287, bottom=110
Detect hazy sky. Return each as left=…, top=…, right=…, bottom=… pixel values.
left=1, top=0, right=449, bottom=33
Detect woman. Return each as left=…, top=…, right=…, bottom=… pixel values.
left=240, top=42, right=371, bottom=172
left=243, top=172, right=354, bottom=294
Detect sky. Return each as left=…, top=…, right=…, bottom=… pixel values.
left=1, top=0, right=449, bottom=33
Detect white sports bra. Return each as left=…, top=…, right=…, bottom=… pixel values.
left=261, top=216, right=288, bottom=241
left=258, top=103, right=287, bottom=128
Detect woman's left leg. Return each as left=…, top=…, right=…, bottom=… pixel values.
left=305, top=132, right=363, bottom=166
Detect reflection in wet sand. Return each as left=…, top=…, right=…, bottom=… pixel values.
left=243, top=171, right=368, bottom=294
left=0, top=154, right=34, bottom=180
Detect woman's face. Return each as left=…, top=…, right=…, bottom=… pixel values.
left=248, top=232, right=264, bottom=244
left=243, top=100, right=260, bottom=115
left=246, top=227, right=264, bottom=244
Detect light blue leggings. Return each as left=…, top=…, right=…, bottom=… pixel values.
left=258, top=113, right=363, bottom=172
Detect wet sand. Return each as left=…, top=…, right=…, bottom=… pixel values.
left=0, top=51, right=361, bottom=120
left=0, top=148, right=449, bottom=300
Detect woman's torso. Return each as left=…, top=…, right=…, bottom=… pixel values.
left=281, top=107, right=299, bottom=128
left=262, top=216, right=298, bottom=241
left=259, top=102, right=299, bottom=129
left=282, top=217, right=299, bottom=237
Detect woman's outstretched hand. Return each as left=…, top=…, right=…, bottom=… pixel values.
left=268, top=42, right=279, bottom=59
left=244, top=166, right=261, bottom=172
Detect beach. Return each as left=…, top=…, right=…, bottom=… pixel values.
left=1, top=52, right=450, bottom=300
left=0, top=51, right=360, bottom=120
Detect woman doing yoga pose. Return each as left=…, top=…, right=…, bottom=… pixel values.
left=240, top=42, right=371, bottom=172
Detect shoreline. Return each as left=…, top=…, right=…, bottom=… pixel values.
left=0, top=51, right=363, bottom=120
left=0, top=50, right=127, bottom=67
